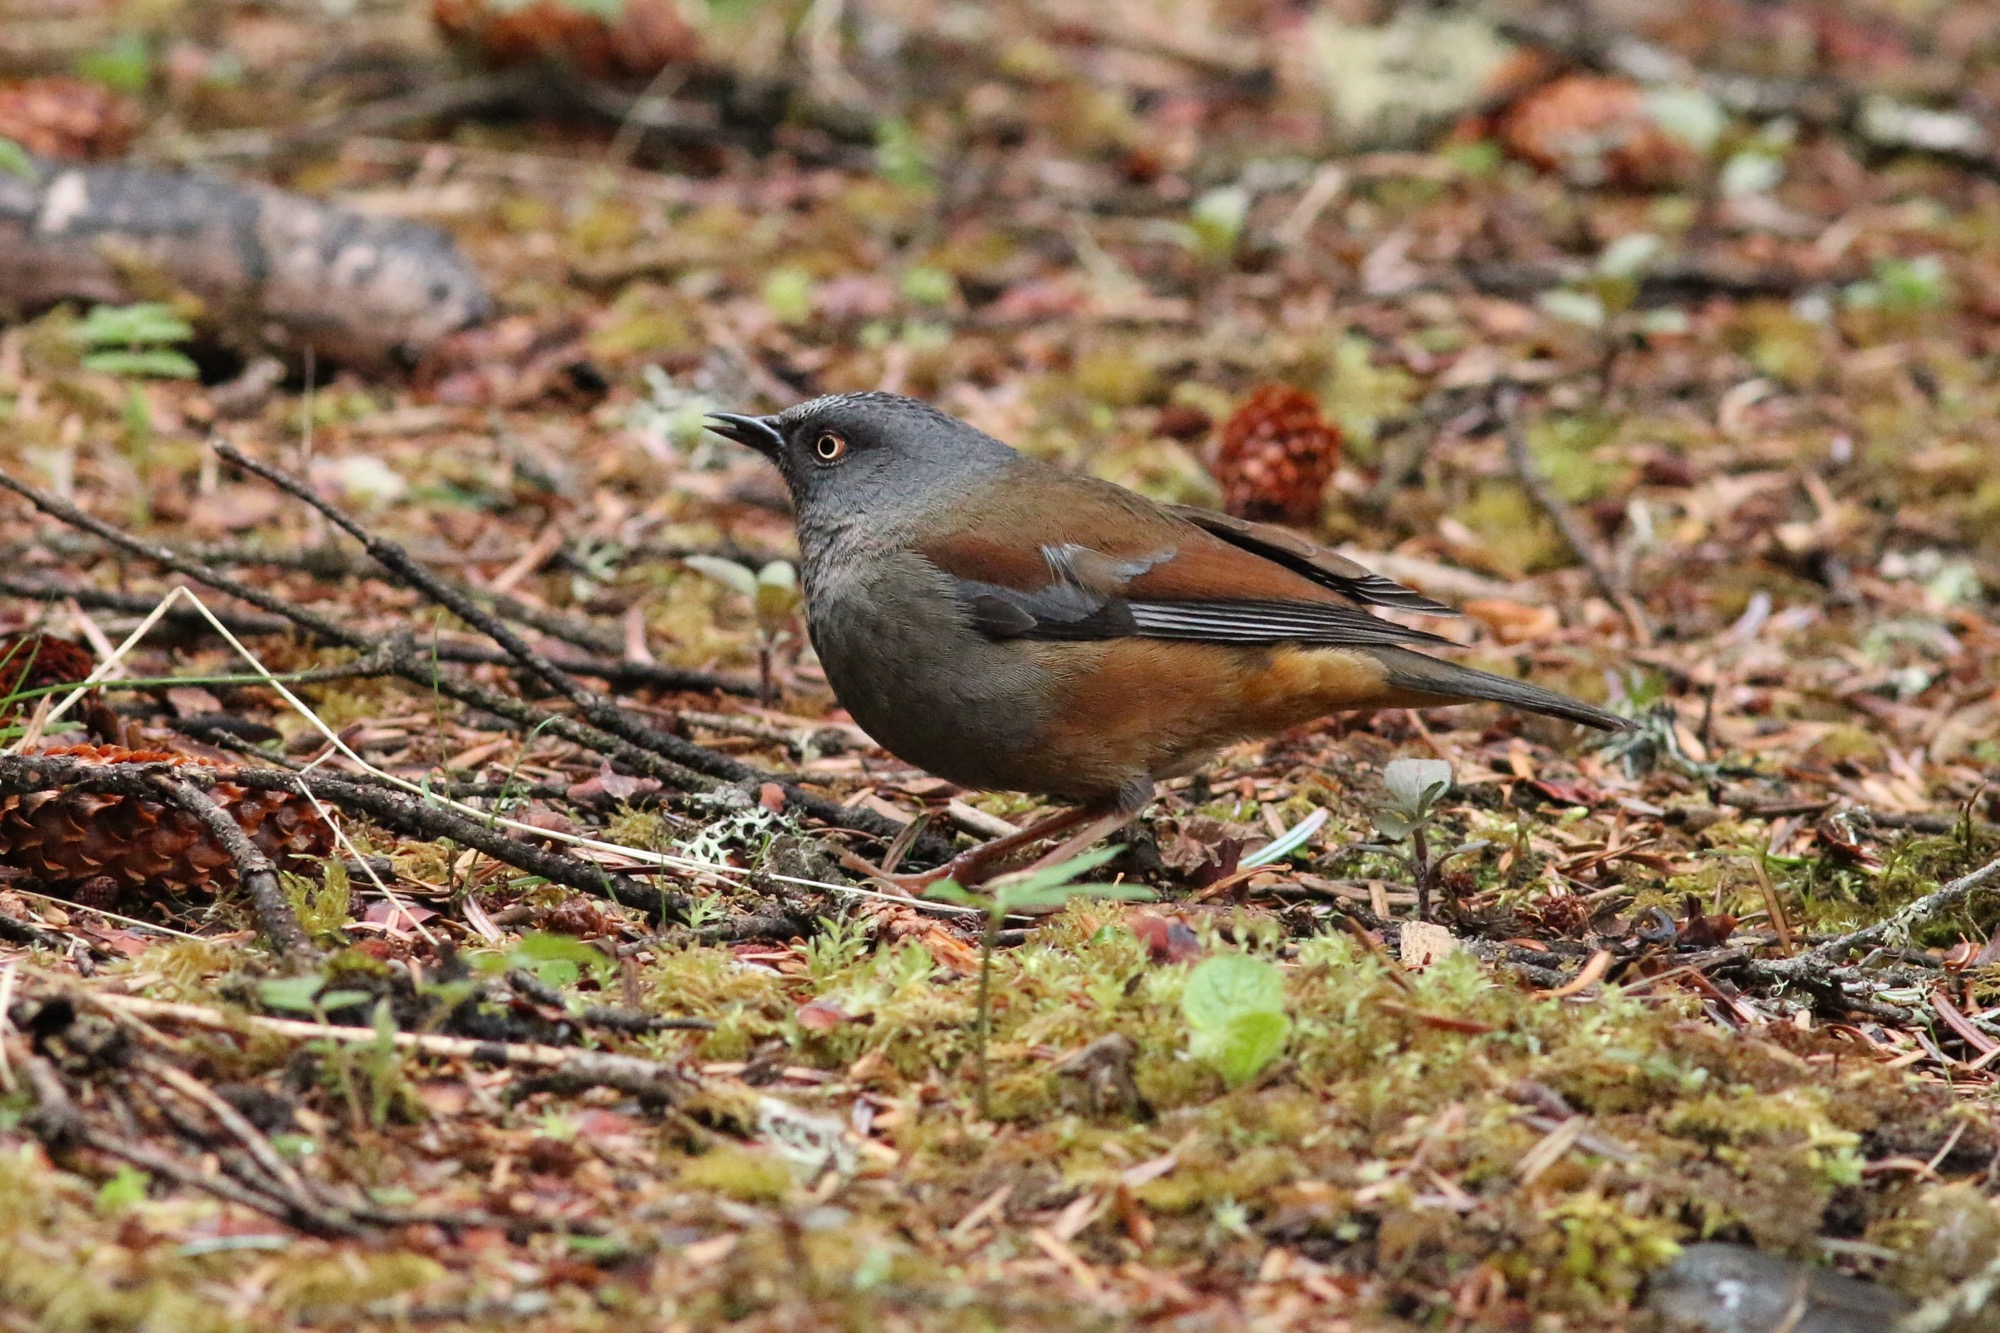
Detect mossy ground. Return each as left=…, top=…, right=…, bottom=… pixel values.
left=2, top=894, right=1996, bottom=1330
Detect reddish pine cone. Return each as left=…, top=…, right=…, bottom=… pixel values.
left=0, top=744, right=333, bottom=896
left=0, top=633, right=96, bottom=721
left=1209, top=385, right=1342, bottom=526
left=1497, top=76, right=1698, bottom=191
left=0, top=77, right=139, bottom=161
left=432, top=0, right=701, bottom=80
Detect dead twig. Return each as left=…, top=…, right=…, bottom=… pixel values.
left=1497, top=388, right=1654, bottom=646
left=6, top=571, right=755, bottom=694
left=91, top=992, right=699, bottom=1107
left=1760, top=852, right=2000, bottom=983
left=213, top=441, right=730, bottom=782
left=223, top=766, right=693, bottom=924
left=19, top=1049, right=366, bottom=1237
left=150, top=777, right=318, bottom=963
left=143, top=1054, right=356, bottom=1232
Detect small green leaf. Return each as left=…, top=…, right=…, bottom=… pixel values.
left=1190, top=1008, right=1292, bottom=1088
left=1184, top=185, right=1250, bottom=264
left=530, top=960, right=581, bottom=988
left=316, top=989, right=374, bottom=1012
left=1538, top=289, right=1606, bottom=329
left=258, top=975, right=326, bottom=1013
left=920, top=879, right=979, bottom=906
left=875, top=117, right=933, bottom=190
left=753, top=561, right=802, bottom=624
left=1644, top=86, right=1727, bottom=154
left=516, top=928, right=608, bottom=960
left=511, top=930, right=612, bottom=985
left=96, top=1164, right=151, bottom=1211
left=1382, top=757, right=1453, bottom=816
left=70, top=302, right=193, bottom=349
left=1719, top=151, right=1784, bottom=199
left=270, top=1134, right=316, bottom=1160
left=83, top=348, right=200, bottom=380
left=77, top=32, right=152, bottom=96
left=1182, top=951, right=1291, bottom=1087
left=901, top=266, right=956, bottom=307
left=1596, top=233, right=1662, bottom=282
left=0, top=137, right=33, bottom=178
left=1181, top=953, right=1286, bottom=1031
left=1373, top=808, right=1416, bottom=841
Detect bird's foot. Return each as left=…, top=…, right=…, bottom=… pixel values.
left=836, top=846, right=1010, bottom=897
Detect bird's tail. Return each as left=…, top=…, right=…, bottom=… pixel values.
left=1372, top=647, right=1631, bottom=732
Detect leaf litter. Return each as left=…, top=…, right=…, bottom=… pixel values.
left=0, top=0, right=1998, bottom=1326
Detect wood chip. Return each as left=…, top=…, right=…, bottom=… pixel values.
left=1399, top=920, right=1457, bottom=970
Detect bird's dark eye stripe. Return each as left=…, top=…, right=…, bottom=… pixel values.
left=814, top=432, right=848, bottom=461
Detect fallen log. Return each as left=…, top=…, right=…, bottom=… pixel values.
left=0, top=156, right=492, bottom=369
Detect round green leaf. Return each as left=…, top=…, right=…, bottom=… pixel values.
left=1191, top=1009, right=1292, bottom=1088
left=1181, top=953, right=1286, bottom=1031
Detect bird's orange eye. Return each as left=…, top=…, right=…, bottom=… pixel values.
left=813, top=432, right=848, bottom=462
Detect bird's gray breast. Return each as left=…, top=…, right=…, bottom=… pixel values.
left=802, top=547, right=1063, bottom=793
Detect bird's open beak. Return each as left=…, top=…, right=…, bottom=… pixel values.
left=704, top=412, right=785, bottom=460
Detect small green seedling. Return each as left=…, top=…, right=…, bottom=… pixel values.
left=684, top=555, right=805, bottom=705
left=258, top=976, right=414, bottom=1125
left=1181, top=185, right=1250, bottom=266
left=475, top=930, right=616, bottom=993
left=258, top=973, right=373, bottom=1019
left=0, top=136, right=31, bottom=178
left=77, top=31, right=152, bottom=96
left=1373, top=757, right=1455, bottom=918
left=1844, top=254, right=1952, bottom=315
left=1540, top=232, right=1665, bottom=330
left=68, top=302, right=199, bottom=380
left=96, top=1163, right=151, bottom=1213
left=1182, top=953, right=1291, bottom=1088
left=926, top=847, right=1154, bottom=1118
left=875, top=117, right=933, bottom=191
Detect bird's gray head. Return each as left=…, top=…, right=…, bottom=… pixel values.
left=706, top=392, right=1019, bottom=530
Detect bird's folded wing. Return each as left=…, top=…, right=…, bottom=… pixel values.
left=1163, top=505, right=1457, bottom=616
left=921, top=508, right=1454, bottom=649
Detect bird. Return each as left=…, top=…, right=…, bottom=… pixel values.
left=706, top=391, right=1629, bottom=893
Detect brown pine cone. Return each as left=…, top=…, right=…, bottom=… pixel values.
left=0, top=744, right=333, bottom=897
left=1208, top=385, right=1343, bottom=526
left=0, top=633, right=95, bottom=720
left=0, top=77, right=140, bottom=161
left=431, top=0, right=702, bottom=81
left=0, top=631, right=122, bottom=740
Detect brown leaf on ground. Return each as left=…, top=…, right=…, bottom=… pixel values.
left=0, top=77, right=139, bottom=161
left=1497, top=75, right=1699, bottom=190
